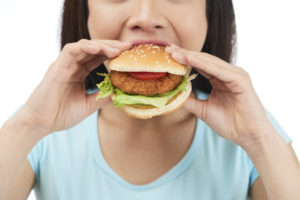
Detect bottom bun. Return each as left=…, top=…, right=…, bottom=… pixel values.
left=115, top=81, right=192, bottom=119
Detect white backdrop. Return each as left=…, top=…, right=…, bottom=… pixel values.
left=0, top=1, right=299, bottom=199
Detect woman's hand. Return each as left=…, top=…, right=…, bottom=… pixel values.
left=18, top=39, right=132, bottom=135
left=166, top=44, right=273, bottom=146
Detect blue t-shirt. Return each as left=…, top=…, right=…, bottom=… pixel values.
left=27, top=93, right=291, bottom=200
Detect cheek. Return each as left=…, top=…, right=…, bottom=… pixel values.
left=166, top=0, right=207, bottom=52
left=87, top=6, right=123, bottom=40
left=174, top=12, right=207, bottom=52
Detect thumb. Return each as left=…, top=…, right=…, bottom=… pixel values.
left=183, top=96, right=206, bottom=120
left=86, top=93, right=112, bottom=113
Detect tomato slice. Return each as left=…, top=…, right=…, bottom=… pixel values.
left=128, top=72, right=167, bottom=80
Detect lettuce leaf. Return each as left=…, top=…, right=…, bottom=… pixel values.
left=96, top=73, right=188, bottom=108
left=96, top=73, right=114, bottom=100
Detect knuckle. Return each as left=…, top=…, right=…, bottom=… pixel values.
left=235, top=66, right=244, bottom=72
left=234, top=69, right=253, bottom=88
left=79, top=39, right=88, bottom=43
left=236, top=66, right=247, bottom=74
left=235, top=66, right=250, bottom=79
left=113, top=48, right=121, bottom=54
left=200, top=52, right=210, bottom=57
left=62, top=43, right=73, bottom=52
left=186, top=53, right=197, bottom=61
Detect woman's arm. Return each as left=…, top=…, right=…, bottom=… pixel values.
left=4, top=156, right=36, bottom=200
left=245, top=130, right=300, bottom=200
left=251, top=177, right=268, bottom=200
left=250, top=144, right=300, bottom=200
left=0, top=110, right=44, bottom=200
left=0, top=39, right=132, bottom=200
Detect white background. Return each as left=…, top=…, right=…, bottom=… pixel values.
left=0, top=0, right=299, bottom=199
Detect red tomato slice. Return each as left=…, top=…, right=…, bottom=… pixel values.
left=128, top=72, right=167, bottom=80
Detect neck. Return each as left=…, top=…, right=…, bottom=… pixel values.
left=97, top=102, right=197, bottom=156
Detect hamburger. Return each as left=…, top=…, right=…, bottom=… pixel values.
left=96, top=43, right=196, bottom=119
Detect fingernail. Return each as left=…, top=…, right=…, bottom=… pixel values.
left=172, top=51, right=185, bottom=64
left=170, top=44, right=180, bottom=49
left=165, top=46, right=172, bottom=53
left=123, top=41, right=132, bottom=46
left=165, top=45, right=178, bottom=53
left=110, top=47, right=120, bottom=53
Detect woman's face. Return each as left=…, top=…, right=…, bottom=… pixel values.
left=87, top=0, right=207, bottom=52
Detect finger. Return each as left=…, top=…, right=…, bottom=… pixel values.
left=166, top=45, right=239, bottom=83
left=87, top=39, right=133, bottom=58
left=86, top=93, right=112, bottom=114
left=183, top=96, right=206, bottom=120
left=166, top=46, right=211, bottom=79
left=78, top=42, right=121, bottom=62
left=77, top=40, right=132, bottom=64
left=59, top=39, right=130, bottom=65
left=168, top=44, right=234, bottom=71
left=93, top=39, right=132, bottom=49
left=83, top=55, right=106, bottom=72
left=189, top=65, right=213, bottom=80
left=57, top=41, right=107, bottom=66
left=80, top=40, right=133, bottom=72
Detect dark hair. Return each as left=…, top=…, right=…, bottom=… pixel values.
left=61, top=0, right=236, bottom=94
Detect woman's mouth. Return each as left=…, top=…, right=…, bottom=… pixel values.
left=131, top=39, right=170, bottom=47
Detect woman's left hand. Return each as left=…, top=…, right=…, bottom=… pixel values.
left=166, top=44, right=273, bottom=146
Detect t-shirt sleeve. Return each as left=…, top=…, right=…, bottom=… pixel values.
left=26, top=137, right=44, bottom=178
left=249, top=110, right=292, bottom=186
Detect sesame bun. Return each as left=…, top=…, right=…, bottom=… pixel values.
left=108, top=44, right=188, bottom=75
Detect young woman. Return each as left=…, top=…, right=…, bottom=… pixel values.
left=1, top=0, right=299, bottom=199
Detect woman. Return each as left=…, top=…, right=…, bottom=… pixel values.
left=0, top=0, right=299, bottom=199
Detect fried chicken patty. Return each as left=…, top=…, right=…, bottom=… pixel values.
left=110, top=70, right=183, bottom=96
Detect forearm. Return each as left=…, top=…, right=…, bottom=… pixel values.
left=242, top=127, right=300, bottom=200
left=0, top=110, right=45, bottom=200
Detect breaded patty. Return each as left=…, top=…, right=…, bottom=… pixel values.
left=110, top=70, right=183, bottom=96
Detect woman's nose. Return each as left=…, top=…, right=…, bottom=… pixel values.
left=125, top=0, right=167, bottom=33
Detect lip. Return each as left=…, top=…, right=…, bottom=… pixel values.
left=131, top=39, right=170, bottom=47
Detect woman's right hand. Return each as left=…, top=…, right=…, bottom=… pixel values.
left=17, top=39, right=132, bottom=136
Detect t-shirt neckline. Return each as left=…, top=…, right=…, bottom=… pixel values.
left=88, top=110, right=204, bottom=190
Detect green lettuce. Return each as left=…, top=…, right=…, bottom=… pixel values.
left=96, top=73, right=114, bottom=100
left=96, top=73, right=187, bottom=108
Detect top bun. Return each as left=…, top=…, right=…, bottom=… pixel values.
left=108, top=44, right=188, bottom=75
